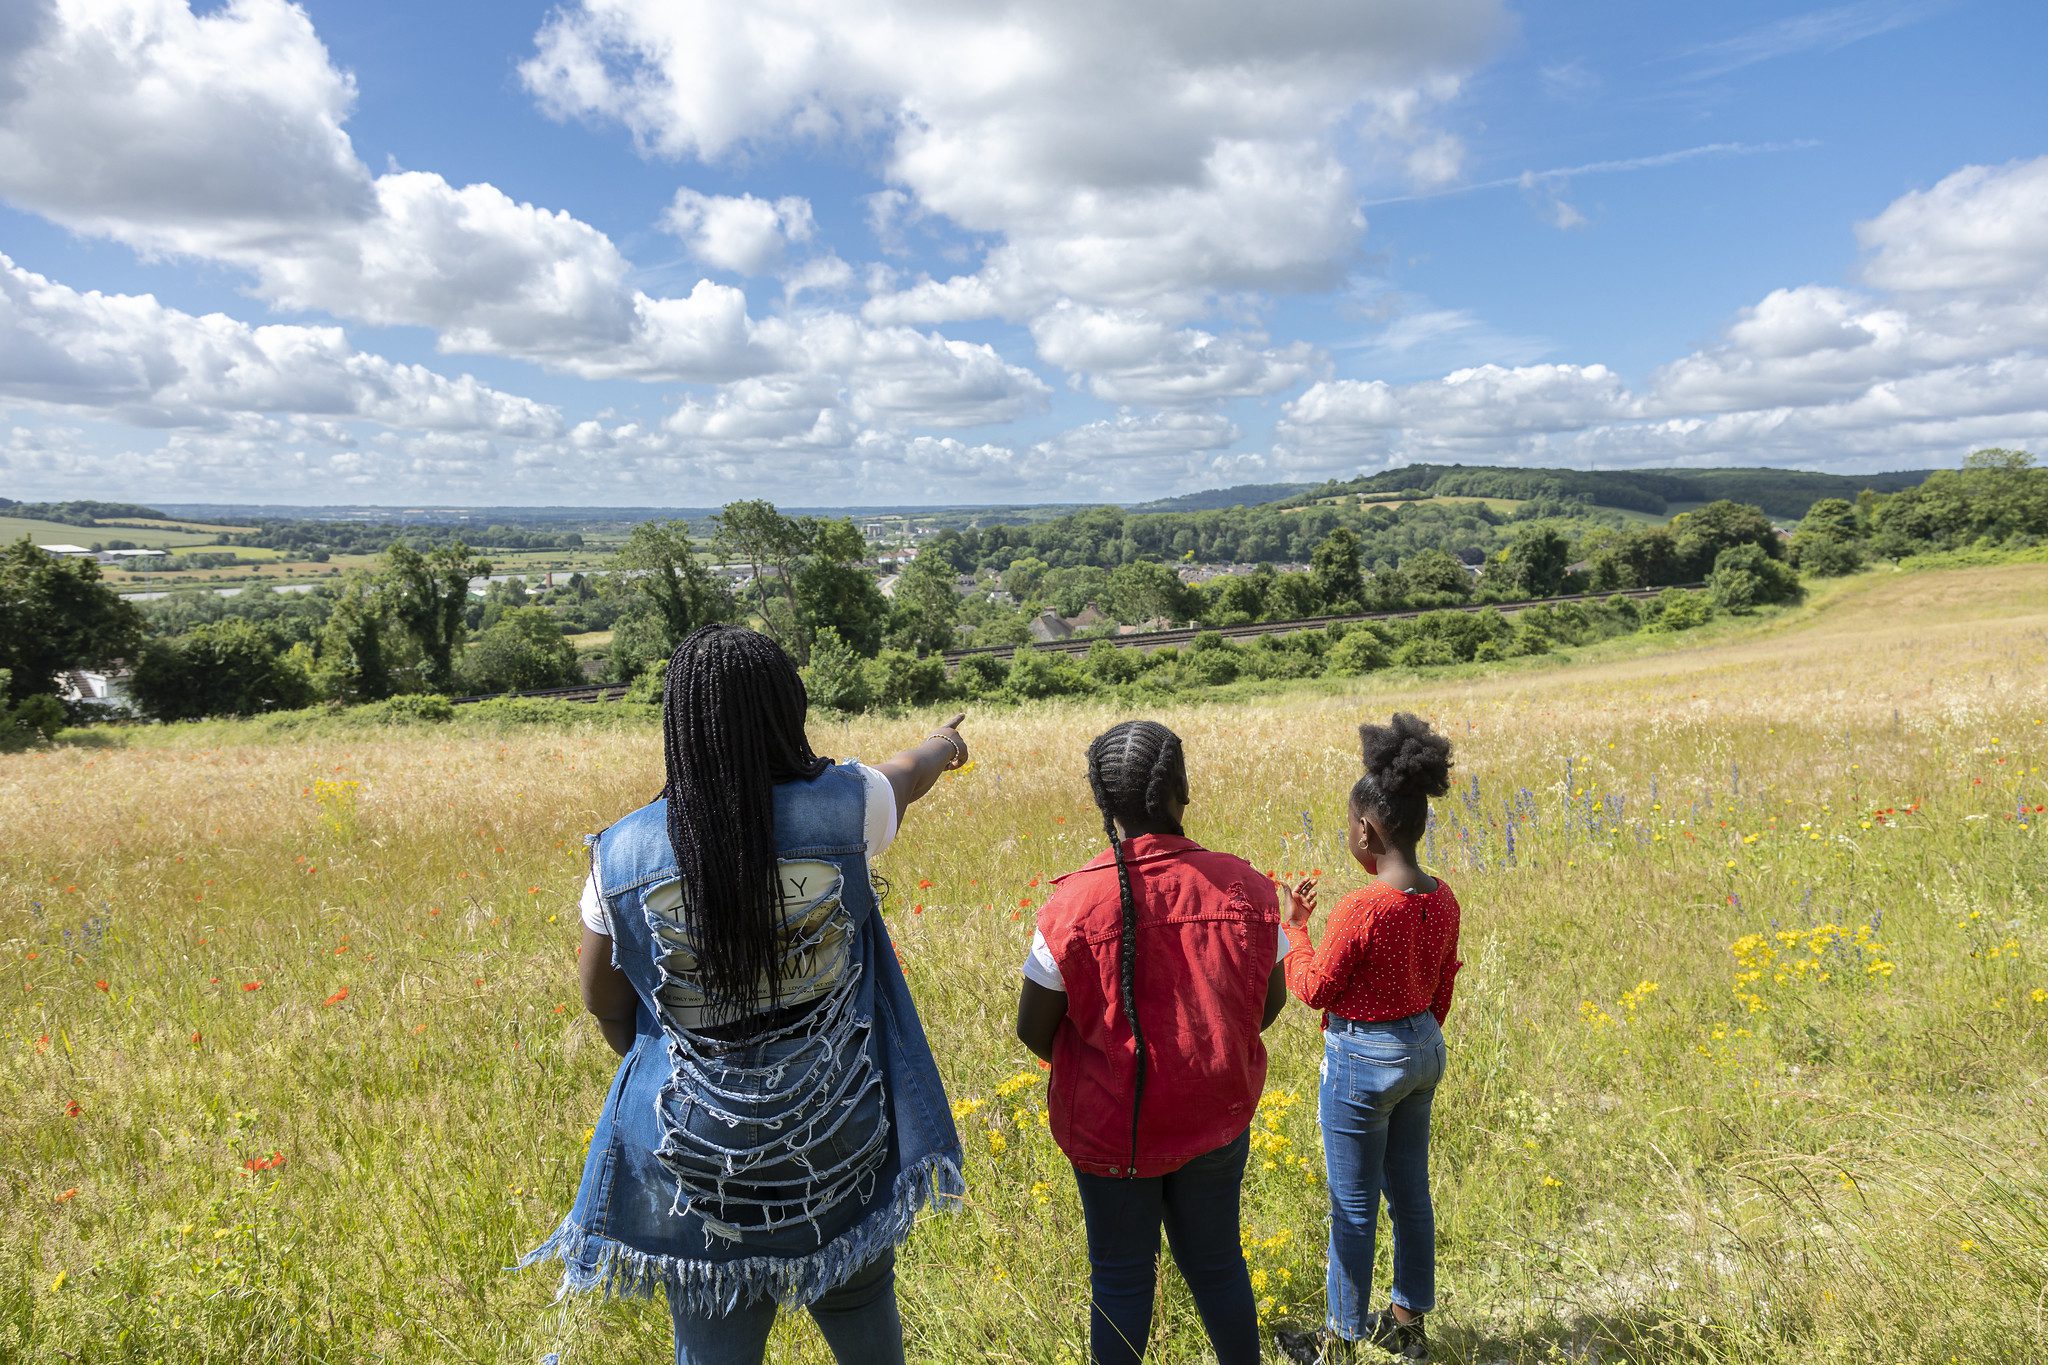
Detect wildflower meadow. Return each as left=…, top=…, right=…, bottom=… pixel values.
left=7, top=562, right=2046, bottom=1363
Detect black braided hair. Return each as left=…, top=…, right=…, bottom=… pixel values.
left=661, top=624, right=829, bottom=1018
left=1084, top=720, right=1190, bottom=1177
left=1352, top=711, right=1454, bottom=848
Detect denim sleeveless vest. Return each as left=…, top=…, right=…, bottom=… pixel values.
left=519, top=763, right=963, bottom=1314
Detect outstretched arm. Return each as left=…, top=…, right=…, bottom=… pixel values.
left=872, top=712, right=970, bottom=823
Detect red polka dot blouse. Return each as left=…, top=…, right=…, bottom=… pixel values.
left=1282, top=878, right=1462, bottom=1026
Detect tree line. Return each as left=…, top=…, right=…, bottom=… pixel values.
left=1, top=450, right=2038, bottom=740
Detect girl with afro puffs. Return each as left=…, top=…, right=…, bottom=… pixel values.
left=1280, top=714, right=1461, bottom=1363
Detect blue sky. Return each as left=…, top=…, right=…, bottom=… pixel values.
left=1, top=0, right=2043, bottom=506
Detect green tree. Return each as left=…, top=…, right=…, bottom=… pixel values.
left=457, top=607, right=584, bottom=694
left=801, top=628, right=876, bottom=712
left=1100, top=561, right=1190, bottom=625
left=714, top=500, right=804, bottom=629
left=865, top=650, right=948, bottom=708
left=130, top=620, right=315, bottom=720
left=1325, top=629, right=1390, bottom=677
left=1391, top=548, right=1474, bottom=607
left=0, top=670, right=67, bottom=751
left=794, top=518, right=889, bottom=658
left=612, top=520, right=736, bottom=649
left=1493, top=526, right=1571, bottom=600
left=1309, top=527, right=1365, bottom=612
left=888, top=550, right=963, bottom=656
left=1001, top=557, right=1051, bottom=603
left=314, top=571, right=394, bottom=703
left=1707, top=544, right=1802, bottom=613
left=1007, top=645, right=1090, bottom=699
left=0, top=539, right=143, bottom=705
left=383, top=541, right=491, bottom=691
left=1669, top=501, right=1781, bottom=581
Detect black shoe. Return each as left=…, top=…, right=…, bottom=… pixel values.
left=1367, top=1307, right=1429, bottom=1361
left=1270, top=1325, right=1355, bottom=1365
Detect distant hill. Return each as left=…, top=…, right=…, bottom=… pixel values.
left=1128, top=482, right=1315, bottom=513
left=1288, top=464, right=1937, bottom=521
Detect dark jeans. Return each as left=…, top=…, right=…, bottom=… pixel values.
left=667, top=1249, right=902, bottom=1365
left=1071, top=1129, right=1260, bottom=1365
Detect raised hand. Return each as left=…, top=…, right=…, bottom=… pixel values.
left=1281, top=875, right=1319, bottom=929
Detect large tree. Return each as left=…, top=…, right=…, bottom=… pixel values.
left=887, top=549, right=963, bottom=656
left=0, top=539, right=142, bottom=705
left=383, top=541, right=491, bottom=690
left=713, top=500, right=804, bottom=629
left=793, top=518, right=889, bottom=658
left=1309, top=527, right=1365, bottom=612
left=610, top=520, right=736, bottom=651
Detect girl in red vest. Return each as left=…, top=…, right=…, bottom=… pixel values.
left=1282, top=713, right=1460, bottom=1363
left=1016, top=720, right=1289, bottom=1365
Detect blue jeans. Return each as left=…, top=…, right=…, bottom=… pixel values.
left=1071, top=1129, right=1260, bottom=1365
left=1318, top=1012, right=1447, bottom=1338
left=667, top=1249, right=902, bottom=1365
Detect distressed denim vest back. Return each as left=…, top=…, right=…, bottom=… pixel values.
left=520, top=762, right=963, bottom=1314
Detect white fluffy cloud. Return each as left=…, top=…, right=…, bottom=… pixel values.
left=0, top=0, right=375, bottom=256
left=523, top=0, right=1506, bottom=313
left=664, top=190, right=816, bottom=275
left=0, top=252, right=560, bottom=436
left=1030, top=304, right=1321, bottom=406
left=1275, top=158, right=2048, bottom=476
left=0, top=0, right=1055, bottom=434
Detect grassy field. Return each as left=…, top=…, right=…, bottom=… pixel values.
left=0, top=515, right=224, bottom=549
left=96, top=518, right=258, bottom=535
left=7, top=564, right=2046, bottom=1363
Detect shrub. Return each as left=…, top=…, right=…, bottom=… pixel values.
left=1325, top=630, right=1390, bottom=677
left=130, top=620, right=315, bottom=720
left=1180, top=645, right=1241, bottom=687
left=1008, top=647, right=1090, bottom=700
left=950, top=654, right=1010, bottom=700
left=360, top=694, right=455, bottom=724
left=1084, top=639, right=1142, bottom=685
left=1793, top=535, right=1864, bottom=577
left=455, top=607, right=583, bottom=694
left=1708, top=545, right=1803, bottom=613
left=1645, top=588, right=1715, bottom=632
left=867, top=650, right=947, bottom=709
left=0, top=670, right=65, bottom=751
left=801, top=628, right=876, bottom=713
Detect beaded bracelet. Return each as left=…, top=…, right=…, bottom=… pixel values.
left=928, top=729, right=967, bottom=769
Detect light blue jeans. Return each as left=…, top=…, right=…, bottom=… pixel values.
left=668, top=1249, right=902, bottom=1365
left=1318, top=1011, right=1447, bottom=1339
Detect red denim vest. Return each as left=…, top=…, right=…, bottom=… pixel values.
left=1037, top=834, right=1280, bottom=1178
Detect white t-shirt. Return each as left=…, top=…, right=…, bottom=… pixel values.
left=579, top=762, right=900, bottom=937
left=1021, top=907, right=1290, bottom=992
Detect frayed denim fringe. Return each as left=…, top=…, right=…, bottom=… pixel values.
left=516, top=1153, right=965, bottom=1316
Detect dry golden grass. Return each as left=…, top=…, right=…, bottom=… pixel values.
left=6, top=563, right=2047, bottom=1362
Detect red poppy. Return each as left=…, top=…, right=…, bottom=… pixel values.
left=323, top=987, right=349, bottom=1007
left=191, top=1032, right=202, bottom=1045
left=913, top=904, right=925, bottom=915
left=917, top=879, right=933, bottom=890
left=63, top=1100, right=81, bottom=1118
left=242, top=982, right=262, bottom=992
left=93, top=980, right=109, bottom=992
left=56, top=1188, right=77, bottom=1203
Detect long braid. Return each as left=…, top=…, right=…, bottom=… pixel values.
left=1085, top=720, right=1188, bottom=1178
left=662, top=625, right=829, bottom=1020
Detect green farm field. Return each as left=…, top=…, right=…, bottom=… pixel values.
left=0, top=515, right=223, bottom=550
left=7, top=564, right=2047, bottom=1363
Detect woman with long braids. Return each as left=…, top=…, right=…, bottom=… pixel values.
left=1016, top=720, right=1289, bottom=1365
left=521, top=625, right=966, bottom=1365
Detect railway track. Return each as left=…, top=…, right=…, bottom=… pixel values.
left=450, top=585, right=1696, bottom=704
